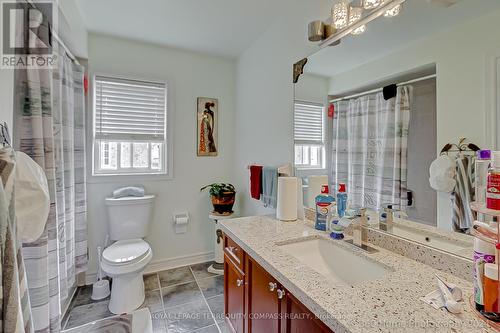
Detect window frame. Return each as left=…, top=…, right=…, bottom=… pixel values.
left=91, top=73, right=173, bottom=179
left=293, top=100, right=326, bottom=170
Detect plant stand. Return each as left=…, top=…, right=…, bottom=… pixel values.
left=208, top=212, right=235, bottom=275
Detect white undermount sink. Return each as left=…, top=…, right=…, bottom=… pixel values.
left=278, top=238, right=390, bottom=286
left=389, top=223, right=471, bottom=254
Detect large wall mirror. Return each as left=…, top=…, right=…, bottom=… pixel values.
left=293, top=0, right=500, bottom=259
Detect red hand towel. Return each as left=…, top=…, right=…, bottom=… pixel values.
left=250, top=165, right=263, bottom=200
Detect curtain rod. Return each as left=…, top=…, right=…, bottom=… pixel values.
left=329, top=74, right=436, bottom=103
left=25, top=0, right=80, bottom=65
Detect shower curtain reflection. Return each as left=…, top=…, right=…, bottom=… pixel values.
left=331, top=86, right=411, bottom=211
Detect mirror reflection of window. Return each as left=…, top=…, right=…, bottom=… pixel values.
left=293, top=101, right=325, bottom=170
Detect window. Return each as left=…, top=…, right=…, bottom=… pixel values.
left=294, top=101, right=325, bottom=169
left=93, top=75, right=167, bottom=175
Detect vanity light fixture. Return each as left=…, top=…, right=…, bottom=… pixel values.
left=332, top=0, right=350, bottom=29
left=363, top=0, right=383, bottom=10
left=349, top=6, right=366, bottom=35
left=319, top=0, right=406, bottom=48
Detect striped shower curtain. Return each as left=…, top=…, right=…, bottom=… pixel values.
left=331, top=86, right=411, bottom=211
left=14, top=44, right=87, bottom=332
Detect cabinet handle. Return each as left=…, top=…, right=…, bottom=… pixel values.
left=236, top=279, right=244, bottom=287
left=226, top=246, right=241, bottom=264
left=268, top=282, right=277, bottom=292
left=277, top=289, right=286, bottom=299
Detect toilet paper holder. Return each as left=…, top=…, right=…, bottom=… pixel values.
left=173, top=212, right=189, bottom=234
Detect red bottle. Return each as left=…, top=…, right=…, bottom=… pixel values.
left=486, top=152, right=500, bottom=210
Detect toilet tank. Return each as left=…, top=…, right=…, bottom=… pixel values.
left=105, top=195, right=155, bottom=241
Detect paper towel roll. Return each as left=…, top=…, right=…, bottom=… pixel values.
left=277, top=177, right=298, bottom=221
left=307, top=175, right=329, bottom=208
left=296, top=178, right=305, bottom=220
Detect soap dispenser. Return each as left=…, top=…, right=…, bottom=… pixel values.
left=337, top=183, right=348, bottom=217
left=315, top=185, right=334, bottom=231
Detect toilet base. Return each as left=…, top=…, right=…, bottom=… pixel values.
left=109, top=273, right=145, bottom=314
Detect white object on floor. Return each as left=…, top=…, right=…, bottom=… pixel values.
left=173, top=212, right=189, bottom=234
left=14, top=151, right=50, bottom=242
left=208, top=213, right=235, bottom=275
left=102, top=194, right=155, bottom=314
left=91, top=279, right=110, bottom=301
left=132, top=308, right=152, bottom=333
left=92, top=246, right=110, bottom=300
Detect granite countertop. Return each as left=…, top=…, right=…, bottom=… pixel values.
left=219, top=216, right=495, bottom=333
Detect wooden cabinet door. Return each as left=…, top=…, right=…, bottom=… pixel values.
left=225, top=254, right=245, bottom=333
left=246, top=257, right=281, bottom=333
left=281, top=292, right=334, bottom=333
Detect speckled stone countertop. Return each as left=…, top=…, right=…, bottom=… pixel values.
left=219, top=216, right=496, bottom=333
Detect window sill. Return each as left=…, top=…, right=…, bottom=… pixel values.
left=295, top=167, right=327, bottom=171
left=87, top=172, right=173, bottom=184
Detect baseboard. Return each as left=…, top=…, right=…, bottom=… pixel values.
left=144, top=251, right=214, bottom=274
left=85, top=251, right=214, bottom=285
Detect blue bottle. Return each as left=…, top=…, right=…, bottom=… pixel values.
left=337, top=183, right=348, bottom=218
left=315, top=185, right=335, bottom=231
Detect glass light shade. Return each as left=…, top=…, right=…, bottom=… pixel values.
left=363, top=0, right=383, bottom=9
left=332, top=0, right=350, bottom=29
left=349, top=6, right=366, bottom=35
left=352, top=25, right=366, bottom=35
left=384, top=4, right=401, bottom=17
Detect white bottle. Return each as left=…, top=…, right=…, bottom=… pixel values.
left=473, top=236, right=495, bottom=311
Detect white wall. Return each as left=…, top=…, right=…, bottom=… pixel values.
left=327, top=9, right=500, bottom=230
left=86, top=34, right=236, bottom=278
left=294, top=73, right=329, bottom=104
left=0, top=69, right=14, bottom=129
left=58, top=0, right=88, bottom=58
left=233, top=0, right=330, bottom=216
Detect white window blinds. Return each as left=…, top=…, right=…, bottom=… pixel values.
left=293, top=101, right=324, bottom=145
left=95, top=76, right=166, bottom=141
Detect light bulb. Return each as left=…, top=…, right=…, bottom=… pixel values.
left=384, top=4, right=401, bottom=17
left=349, top=6, right=366, bottom=35
left=363, top=0, right=383, bottom=9
left=332, top=0, right=350, bottom=29
left=352, top=25, right=366, bottom=35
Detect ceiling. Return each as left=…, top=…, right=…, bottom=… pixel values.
left=305, top=0, right=500, bottom=77
left=76, top=0, right=290, bottom=58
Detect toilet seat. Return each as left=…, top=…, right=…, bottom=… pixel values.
left=103, top=239, right=150, bottom=266
left=101, top=239, right=153, bottom=278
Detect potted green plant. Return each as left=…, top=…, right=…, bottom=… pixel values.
left=200, top=183, right=236, bottom=215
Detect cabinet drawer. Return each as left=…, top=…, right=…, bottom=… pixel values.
left=224, top=235, right=244, bottom=269
left=225, top=254, right=245, bottom=333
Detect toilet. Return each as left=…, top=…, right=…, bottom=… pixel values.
left=101, top=195, right=155, bottom=314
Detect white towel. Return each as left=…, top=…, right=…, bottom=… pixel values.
left=14, top=152, right=50, bottom=243
left=429, top=155, right=456, bottom=193
left=429, top=174, right=456, bottom=193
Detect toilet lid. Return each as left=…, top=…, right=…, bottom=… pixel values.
left=102, top=239, right=150, bottom=265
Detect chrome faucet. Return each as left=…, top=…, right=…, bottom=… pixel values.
left=344, top=208, right=378, bottom=253
left=379, top=204, right=408, bottom=232
left=351, top=208, right=368, bottom=247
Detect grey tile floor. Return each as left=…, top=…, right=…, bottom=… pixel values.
left=62, top=261, right=230, bottom=333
